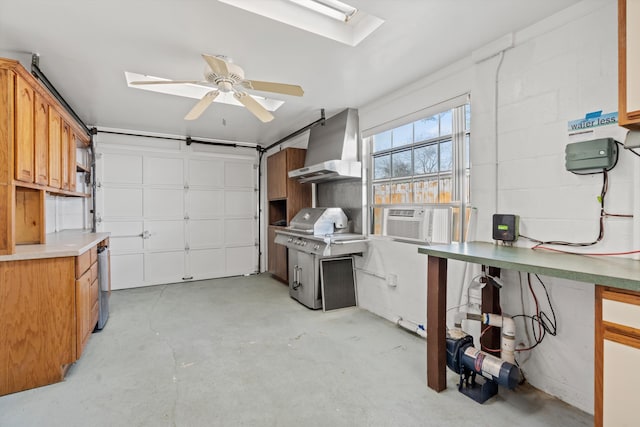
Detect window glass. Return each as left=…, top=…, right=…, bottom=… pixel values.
left=391, top=149, right=412, bottom=177
left=465, top=104, right=471, bottom=131
left=439, top=140, right=452, bottom=172
left=414, top=116, right=438, bottom=141
left=391, top=181, right=412, bottom=204
left=374, top=155, right=391, bottom=179
left=439, top=177, right=452, bottom=203
left=373, top=183, right=389, bottom=204
left=414, top=144, right=438, bottom=175
left=373, top=130, right=392, bottom=152
left=392, top=123, right=413, bottom=148
left=413, top=179, right=438, bottom=203
left=439, top=111, right=452, bottom=136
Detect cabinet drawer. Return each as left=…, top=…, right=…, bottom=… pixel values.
left=602, top=292, right=640, bottom=330
left=75, top=246, right=97, bottom=278
left=90, top=278, right=99, bottom=307
left=76, top=268, right=91, bottom=290
left=90, top=262, right=98, bottom=284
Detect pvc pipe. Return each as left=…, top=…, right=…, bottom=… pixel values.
left=396, top=317, right=427, bottom=339
left=482, top=313, right=516, bottom=364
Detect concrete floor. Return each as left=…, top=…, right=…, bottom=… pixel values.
left=0, top=274, right=592, bottom=427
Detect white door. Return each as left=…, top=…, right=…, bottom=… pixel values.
left=96, top=137, right=257, bottom=289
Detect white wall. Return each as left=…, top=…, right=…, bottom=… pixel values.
left=356, top=0, right=626, bottom=413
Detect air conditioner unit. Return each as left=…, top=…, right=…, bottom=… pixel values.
left=382, top=206, right=451, bottom=244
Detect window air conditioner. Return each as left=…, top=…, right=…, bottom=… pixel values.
left=382, top=206, right=451, bottom=244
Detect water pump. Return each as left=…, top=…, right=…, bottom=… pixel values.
left=446, top=329, right=520, bottom=403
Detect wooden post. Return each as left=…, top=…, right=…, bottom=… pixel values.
left=481, top=266, right=501, bottom=357
left=427, top=255, right=448, bottom=391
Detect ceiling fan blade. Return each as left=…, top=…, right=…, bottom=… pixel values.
left=130, top=80, right=204, bottom=85
left=234, top=93, right=274, bottom=123
left=202, top=54, right=230, bottom=76
left=184, top=91, right=219, bottom=120
left=244, top=80, right=304, bottom=97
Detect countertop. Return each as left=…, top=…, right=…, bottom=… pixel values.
left=418, top=241, right=640, bottom=292
left=0, top=230, right=110, bottom=262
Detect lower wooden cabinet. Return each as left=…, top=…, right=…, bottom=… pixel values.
left=268, top=225, right=287, bottom=283
left=75, top=245, right=99, bottom=358
left=0, top=257, right=76, bottom=396
left=595, top=286, right=640, bottom=426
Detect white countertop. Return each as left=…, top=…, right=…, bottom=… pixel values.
left=0, top=230, right=110, bottom=262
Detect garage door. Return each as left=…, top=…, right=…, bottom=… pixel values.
left=95, top=136, right=257, bottom=290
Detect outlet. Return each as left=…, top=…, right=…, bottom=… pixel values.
left=386, top=274, right=398, bottom=287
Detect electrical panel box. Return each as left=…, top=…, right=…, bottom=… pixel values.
left=565, top=138, right=618, bottom=172
left=492, top=214, right=519, bottom=242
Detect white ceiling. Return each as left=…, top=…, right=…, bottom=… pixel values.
left=0, top=0, right=581, bottom=145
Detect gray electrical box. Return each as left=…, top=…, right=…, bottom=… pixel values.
left=565, top=138, right=617, bottom=172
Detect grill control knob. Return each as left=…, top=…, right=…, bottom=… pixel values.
left=287, top=238, right=293, bottom=243
left=302, top=241, right=307, bottom=246
left=314, top=244, right=320, bottom=250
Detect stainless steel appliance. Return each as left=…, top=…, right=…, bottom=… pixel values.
left=274, top=207, right=367, bottom=310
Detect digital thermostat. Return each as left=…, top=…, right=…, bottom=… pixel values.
left=492, top=214, right=519, bottom=242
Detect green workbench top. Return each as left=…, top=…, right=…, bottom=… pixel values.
left=418, top=242, right=640, bottom=292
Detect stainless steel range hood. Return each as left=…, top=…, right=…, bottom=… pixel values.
left=288, top=108, right=361, bottom=183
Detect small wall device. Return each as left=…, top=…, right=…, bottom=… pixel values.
left=565, top=138, right=618, bottom=173
left=492, top=214, right=519, bottom=242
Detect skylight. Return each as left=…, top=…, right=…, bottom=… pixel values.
left=217, top=0, right=384, bottom=47
left=124, top=72, right=285, bottom=112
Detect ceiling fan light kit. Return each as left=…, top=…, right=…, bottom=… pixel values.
left=129, top=54, right=303, bottom=123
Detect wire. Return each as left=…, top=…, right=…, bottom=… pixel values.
left=519, top=170, right=608, bottom=247
left=512, top=274, right=557, bottom=353
left=615, top=139, right=640, bottom=158
left=532, top=246, right=640, bottom=256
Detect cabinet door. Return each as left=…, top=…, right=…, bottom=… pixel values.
left=61, top=122, right=70, bottom=190
left=267, top=150, right=287, bottom=200
left=268, top=226, right=287, bottom=282
left=619, top=0, right=640, bottom=128
left=75, top=268, right=91, bottom=358
left=34, top=93, right=49, bottom=185
left=68, top=133, right=77, bottom=192
left=14, top=75, right=34, bottom=183
left=48, top=108, right=62, bottom=188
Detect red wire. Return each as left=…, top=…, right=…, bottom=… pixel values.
left=533, top=246, right=640, bottom=256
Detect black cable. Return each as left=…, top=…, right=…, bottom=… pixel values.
left=512, top=273, right=557, bottom=352
left=615, top=140, right=640, bottom=158
left=520, top=170, right=608, bottom=247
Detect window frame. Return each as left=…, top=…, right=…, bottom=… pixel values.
left=366, top=102, right=471, bottom=243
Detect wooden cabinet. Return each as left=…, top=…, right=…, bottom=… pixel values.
left=268, top=225, right=287, bottom=281
left=48, top=107, right=62, bottom=188
left=619, top=0, right=640, bottom=129
left=0, top=58, right=91, bottom=255
left=14, top=74, right=35, bottom=183
left=34, top=93, right=49, bottom=185
left=266, top=148, right=311, bottom=282
left=0, top=257, right=76, bottom=396
left=75, top=245, right=99, bottom=358
left=595, top=286, right=640, bottom=426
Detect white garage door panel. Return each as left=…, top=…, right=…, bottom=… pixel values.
left=225, top=190, right=254, bottom=216
left=189, top=190, right=224, bottom=218
left=111, top=253, right=144, bottom=290
left=145, top=251, right=185, bottom=283
left=225, top=161, right=254, bottom=188
left=145, top=157, right=184, bottom=185
left=102, top=221, right=144, bottom=252
left=145, top=220, right=185, bottom=250
left=144, top=188, right=184, bottom=218
left=102, top=153, right=142, bottom=184
left=189, top=159, right=224, bottom=187
left=190, top=248, right=225, bottom=278
left=225, top=219, right=254, bottom=246
left=226, top=246, right=256, bottom=275
left=189, top=220, right=223, bottom=248
left=103, top=188, right=143, bottom=218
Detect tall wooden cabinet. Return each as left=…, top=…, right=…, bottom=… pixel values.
left=595, top=286, right=640, bottom=427
left=267, top=148, right=311, bottom=282
left=619, top=0, right=640, bottom=129
left=0, top=58, right=90, bottom=256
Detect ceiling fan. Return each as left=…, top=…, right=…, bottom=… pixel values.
left=130, top=54, right=304, bottom=123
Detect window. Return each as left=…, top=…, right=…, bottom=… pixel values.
left=368, top=102, right=471, bottom=242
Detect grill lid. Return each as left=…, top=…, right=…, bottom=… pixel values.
left=289, top=207, right=349, bottom=235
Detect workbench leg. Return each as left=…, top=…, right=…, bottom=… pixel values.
left=427, top=255, right=447, bottom=392
left=481, top=266, right=501, bottom=357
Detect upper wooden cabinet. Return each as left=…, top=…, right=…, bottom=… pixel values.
left=14, top=75, right=35, bottom=183
left=48, top=107, right=62, bottom=188
left=34, top=93, right=49, bottom=185
left=619, top=0, right=640, bottom=129
left=61, top=122, right=70, bottom=190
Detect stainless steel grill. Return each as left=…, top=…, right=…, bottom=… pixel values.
left=274, top=207, right=367, bottom=310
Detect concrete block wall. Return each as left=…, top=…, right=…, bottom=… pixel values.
left=356, top=0, right=627, bottom=413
